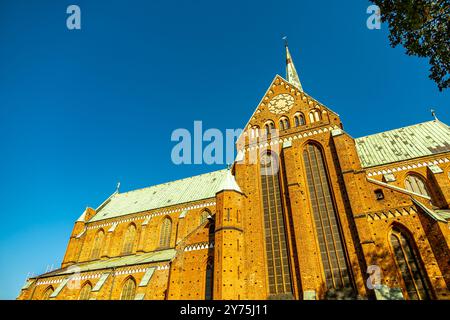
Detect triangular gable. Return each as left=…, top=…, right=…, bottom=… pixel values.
left=237, top=74, right=339, bottom=146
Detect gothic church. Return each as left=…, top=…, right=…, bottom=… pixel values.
left=18, top=45, right=450, bottom=300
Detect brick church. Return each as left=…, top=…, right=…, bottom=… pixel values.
left=18, top=44, right=450, bottom=300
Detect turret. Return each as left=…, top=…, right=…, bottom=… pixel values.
left=213, top=169, right=245, bottom=299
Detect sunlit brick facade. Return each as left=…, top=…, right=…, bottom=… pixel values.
left=18, top=47, right=450, bottom=300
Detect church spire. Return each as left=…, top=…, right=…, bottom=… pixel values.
left=284, top=37, right=303, bottom=92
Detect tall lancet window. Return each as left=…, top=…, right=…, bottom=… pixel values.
left=79, top=282, right=92, bottom=300
left=90, top=229, right=105, bottom=260
left=390, top=227, right=430, bottom=300
left=303, top=143, right=351, bottom=290
left=260, top=152, right=292, bottom=296
left=159, top=217, right=172, bottom=248
left=121, top=277, right=136, bottom=300
left=122, top=224, right=136, bottom=255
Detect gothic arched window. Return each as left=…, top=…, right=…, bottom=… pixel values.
left=405, top=175, right=430, bottom=198
left=79, top=282, right=92, bottom=300
left=122, top=224, right=136, bottom=255
left=284, top=118, right=290, bottom=129
left=260, top=152, right=292, bottom=296
left=160, top=217, right=172, bottom=248
left=250, top=126, right=260, bottom=141
left=390, top=227, right=431, bottom=300
left=90, top=229, right=105, bottom=260
left=42, top=286, right=54, bottom=300
left=121, top=277, right=136, bottom=300
left=303, top=143, right=351, bottom=290
left=309, top=109, right=321, bottom=123
left=294, top=113, right=305, bottom=127
left=205, top=259, right=214, bottom=300
left=200, top=210, right=210, bottom=225
left=265, top=121, right=275, bottom=136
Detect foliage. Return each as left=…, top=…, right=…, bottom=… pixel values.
left=370, top=0, right=450, bottom=90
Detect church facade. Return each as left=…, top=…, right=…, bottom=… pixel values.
left=18, top=46, right=450, bottom=300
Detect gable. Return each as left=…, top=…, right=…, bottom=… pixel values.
left=237, top=75, right=340, bottom=147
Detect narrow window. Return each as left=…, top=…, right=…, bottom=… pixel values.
left=303, top=143, right=351, bottom=290
left=121, top=278, right=136, bottom=300
left=79, top=282, right=92, bottom=300
left=265, top=122, right=275, bottom=136
left=270, top=122, right=275, bottom=130
left=122, top=224, right=136, bottom=255
left=90, top=229, right=105, bottom=260
left=260, top=152, right=292, bottom=296
left=314, top=110, right=321, bottom=121
left=250, top=126, right=260, bottom=141
left=254, top=126, right=260, bottom=138
left=205, top=259, right=214, bottom=300
left=279, top=119, right=285, bottom=130
left=299, top=114, right=305, bottom=125
left=294, top=116, right=300, bottom=127
left=284, top=119, right=290, bottom=129
left=309, top=112, right=315, bottom=123
left=160, top=217, right=172, bottom=248
left=390, top=227, right=431, bottom=300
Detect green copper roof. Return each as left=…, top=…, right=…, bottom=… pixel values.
left=355, top=120, right=450, bottom=168
left=90, top=169, right=228, bottom=222
left=42, top=249, right=176, bottom=278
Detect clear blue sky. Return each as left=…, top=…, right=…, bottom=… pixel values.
left=0, top=0, right=448, bottom=299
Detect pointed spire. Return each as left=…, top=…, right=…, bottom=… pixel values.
left=283, top=37, right=303, bottom=92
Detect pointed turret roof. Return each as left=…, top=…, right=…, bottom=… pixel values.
left=285, top=41, right=303, bottom=91
left=217, top=169, right=242, bottom=194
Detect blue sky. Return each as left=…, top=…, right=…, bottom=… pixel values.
left=0, top=0, right=448, bottom=299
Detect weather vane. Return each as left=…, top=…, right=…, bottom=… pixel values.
left=431, top=109, right=438, bottom=120
left=282, top=35, right=288, bottom=47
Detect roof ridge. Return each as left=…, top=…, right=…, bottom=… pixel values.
left=117, top=169, right=228, bottom=196
left=436, top=118, right=450, bottom=130
left=355, top=120, right=440, bottom=140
